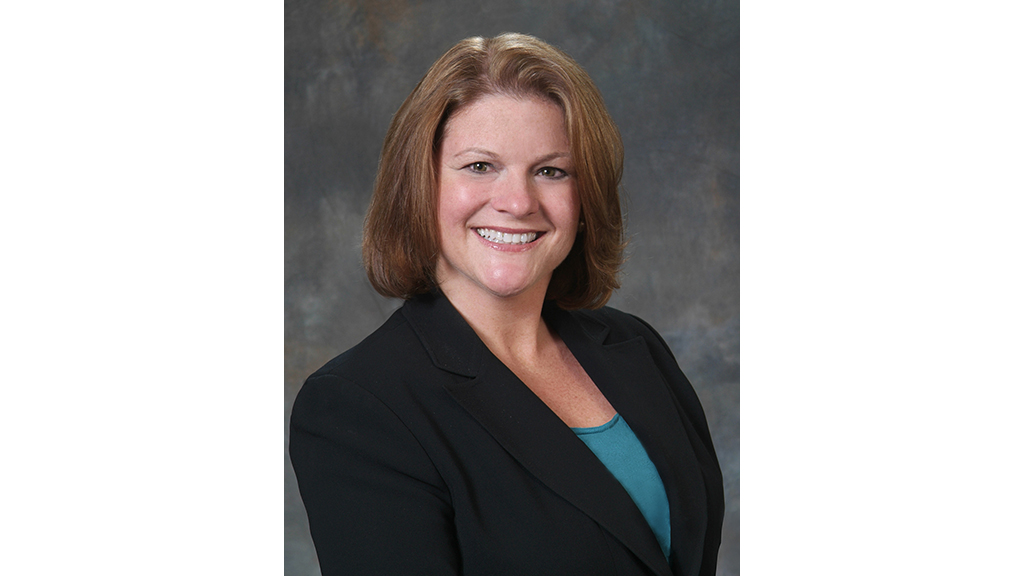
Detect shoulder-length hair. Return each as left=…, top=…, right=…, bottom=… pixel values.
left=363, top=33, right=625, bottom=310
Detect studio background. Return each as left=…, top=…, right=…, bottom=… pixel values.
left=284, top=1, right=739, bottom=574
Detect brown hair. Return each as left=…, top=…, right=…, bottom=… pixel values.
left=363, top=33, right=625, bottom=309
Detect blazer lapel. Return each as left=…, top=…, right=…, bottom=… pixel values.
left=403, top=293, right=672, bottom=576
left=555, top=310, right=710, bottom=576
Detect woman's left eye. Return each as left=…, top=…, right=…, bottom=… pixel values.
left=538, top=167, right=568, bottom=179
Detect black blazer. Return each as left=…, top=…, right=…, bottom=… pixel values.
left=290, top=292, right=724, bottom=576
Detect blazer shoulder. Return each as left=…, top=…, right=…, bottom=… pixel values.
left=292, top=306, right=439, bottom=446
left=306, top=306, right=423, bottom=382
left=570, top=305, right=666, bottom=345
left=293, top=302, right=454, bottom=425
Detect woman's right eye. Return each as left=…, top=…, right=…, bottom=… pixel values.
left=467, top=162, right=491, bottom=173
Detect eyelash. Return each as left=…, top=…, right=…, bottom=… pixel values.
left=537, top=166, right=569, bottom=179
left=464, top=162, right=569, bottom=179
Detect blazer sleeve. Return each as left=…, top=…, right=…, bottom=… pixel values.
left=289, top=372, right=459, bottom=575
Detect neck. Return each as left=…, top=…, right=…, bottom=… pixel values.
left=438, top=282, right=554, bottom=363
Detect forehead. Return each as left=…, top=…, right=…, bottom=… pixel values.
left=440, top=93, right=569, bottom=154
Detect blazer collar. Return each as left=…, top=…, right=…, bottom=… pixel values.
left=400, top=291, right=613, bottom=376
left=401, top=291, right=678, bottom=576
left=401, top=290, right=486, bottom=377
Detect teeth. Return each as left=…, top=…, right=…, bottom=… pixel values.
left=475, top=228, right=538, bottom=245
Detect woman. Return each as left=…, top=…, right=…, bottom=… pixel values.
left=290, top=33, right=724, bottom=576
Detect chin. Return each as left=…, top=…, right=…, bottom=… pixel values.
left=478, top=272, right=543, bottom=300
left=480, top=282, right=532, bottom=299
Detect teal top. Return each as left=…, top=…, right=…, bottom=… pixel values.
left=572, top=414, right=671, bottom=558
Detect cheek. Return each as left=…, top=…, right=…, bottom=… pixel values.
left=553, top=187, right=581, bottom=227
left=437, top=182, right=468, bottom=224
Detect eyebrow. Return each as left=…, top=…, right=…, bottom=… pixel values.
left=451, top=148, right=572, bottom=164
left=451, top=148, right=499, bottom=160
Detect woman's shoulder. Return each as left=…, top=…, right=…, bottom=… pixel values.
left=296, top=305, right=436, bottom=407
left=307, top=307, right=412, bottom=380
left=566, top=304, right=664, bottom=342
left=562, top=304, right=685, bottom=370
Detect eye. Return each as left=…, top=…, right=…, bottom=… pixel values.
left=538, top=166, right=569, bottom=179
left=466, top=161, right=492, bottom=173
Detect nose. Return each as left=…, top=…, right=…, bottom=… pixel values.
left=491, top=172, right=538, bottom=218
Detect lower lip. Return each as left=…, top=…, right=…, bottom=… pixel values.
left=474, top=230, right=543, bottom=252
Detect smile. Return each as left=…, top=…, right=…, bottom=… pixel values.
left=474, top=228, right=539, bottom=245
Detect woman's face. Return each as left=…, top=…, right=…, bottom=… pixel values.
left=435, top=93, right=579, bottom=304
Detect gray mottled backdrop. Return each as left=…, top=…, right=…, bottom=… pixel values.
left=285, top=0, right=739, bottom=574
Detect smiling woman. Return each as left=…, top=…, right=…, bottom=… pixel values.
left=289, top=33, right=724, bottom=576
left=361, top=33, right=626, bottom=310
